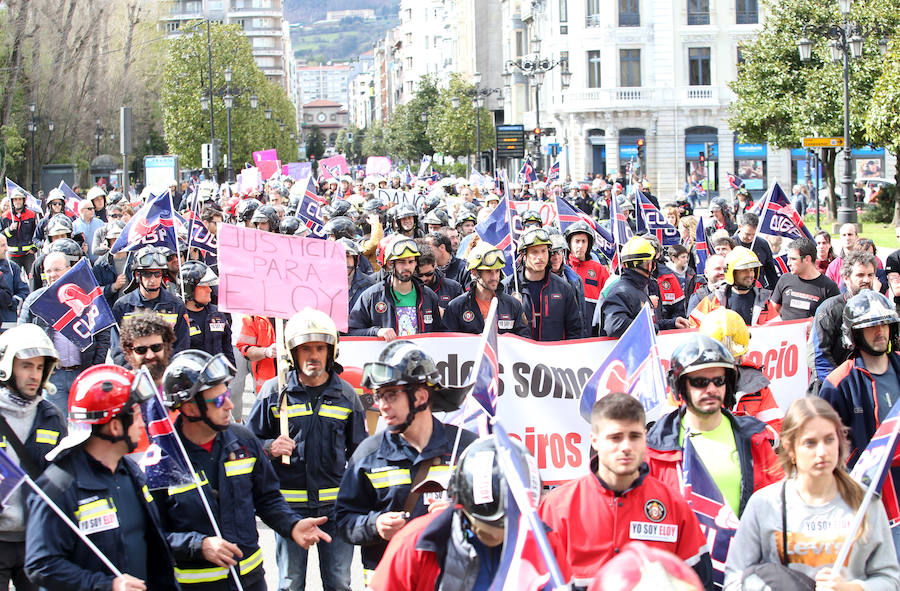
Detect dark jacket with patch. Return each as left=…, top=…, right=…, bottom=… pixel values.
left=443, top=288, right=530, bottom=337
left=348, top=276, right=444, bottom=336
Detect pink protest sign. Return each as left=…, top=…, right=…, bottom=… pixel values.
left=239, top=167, right=261, bottom=192
left=252, top=149, right=278, bottom=166
left=365, top=156, right=392, bottom=177
left=318, top=155, right=350, bottom=180
left=258, top=160, right=281, bottom=180
left=217, top=224, right=349, bottom=328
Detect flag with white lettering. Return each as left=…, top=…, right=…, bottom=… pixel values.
left=29, top=258, right=116, bottom=351
left=5, top=178, right=41, bottom=212
left=110, top=191, right=177, bottom=254
left=58, top=180, right=82, bottom=215
left=518, top=157, right=537, bottom=184
left=695, top=216, right=709, bottom=275
left=295, top=176, right=326, bottom=238
left=446, top=299, right=500, bottom=436
left=850, top=399, right=900, bottom=526
left=174, top=211, right=218, bottom=254
left=139, top=391, right=194, bottom=490
left=681, top=433, right=739, bottom=589
left=635, top=193, right=681, bottom=246
left=756, top=182, right=813, bottom=241
left=475, top=185, right=515, bottom=276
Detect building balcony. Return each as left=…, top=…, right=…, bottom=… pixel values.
left=227, top=8, right=282, bottom=18
left=251, top=48, right=283, bottom=57
left=555, top=85, right=724, bottom=112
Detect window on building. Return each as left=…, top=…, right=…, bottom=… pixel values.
left=184, top=1, right=200, bottom=12
left=207, top=0, right=223, bottom=10
left=560, top=0, right=568, bottom=21
left=515, top=31, right=524, bottom=58
left=586, top=0, right=601, bottom=25
left=164, top=21, right=181, bottom=33
left=234, top=19, right=245, bottom=29
left=252, top=36, right=275, bottom=48
left=587, top=50, right=602, bottom=88
left=619, top=0, right=639, bottom=26
left=687, top=0, right=709, bottom=25
left=689, top=48, right=711, bottom=85
left=255, top=56, right=276, bottom=68
left=736, top=0, right=758, bottom=24
left=253, top=0, right=272, bottom=7
left=620, top=49, right=640, bottom=86
left=252, top=17, right=272, bottom=29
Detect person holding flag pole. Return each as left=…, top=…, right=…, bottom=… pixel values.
left=24, top=365, right=180, bottom=590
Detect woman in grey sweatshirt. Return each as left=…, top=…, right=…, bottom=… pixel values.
left=724, top=397, right=899, bottom=590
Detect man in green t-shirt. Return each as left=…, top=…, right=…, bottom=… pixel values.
left=645, top=334, right=782, bottom=518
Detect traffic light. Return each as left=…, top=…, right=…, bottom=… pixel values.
left=698, top=151, right=705, bottom=162
left=533, top=127, right=542, bottom=137
left=636, top=138, right=645, bottom=162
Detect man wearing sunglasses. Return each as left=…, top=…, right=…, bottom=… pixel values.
left=25, top=364, right=180, bottom=591
left=349, top=236, right=443, bottom=341
left=112, top=245, right=190, bottom=365
left=415, top=244, right=462, bottom=311
left=158, top=350, right=332, bottom=591
left=444, top=241, right=530, bottom=336
left=334, top=340, right=475, bottom=586
left=646, top=334, right=781, bottom=522
left=248, top=308, right=367, bottom=591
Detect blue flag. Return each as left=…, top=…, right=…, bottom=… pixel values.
left=772, top=252, right=790, bottom=278
left=0, top=448, right=27, bottom=510
left=174, top=211, right=218, bottom=255
left=29, top=258, right=116, bottom=351
left=295, top=176, right=326, bottom=238
left=417, top=155, right=432, bottom=179
left=447, top=299, right=500, bottom=436
left=139, top=391, right=194, bottom=490
left=850, top=399, right=900, bottom=526
left=518, top=157, right=537, bottom=184
left=547, top=161, right=560, bottom=183
left=5, top=178, right=41, bottom=212
left=681, top=433, right=739, bottom=588
left=475, top=195, right=515, bottom=277
left=110, top=191, right=177, bottom=254
left=695, top=216, right=709, bottom=275
left=57, top=180, right=82, bottom=213
left=580, top=305, right=667, bottom=422
left=635, top=193, right=681, bottom=246
left=757, top=182, right=813, bottom=241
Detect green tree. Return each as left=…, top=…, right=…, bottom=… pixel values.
left=427, top=73, right=495, bottom=161
left=305, top=125, right=326, bottom=160
left=361, top=120, right=386, bottom=158
left=865, top=40, right=900, bottom=222
left=161, top=20, right=297, bottom=175
left=336, top=124, right=363, bottom=163
left=728, top=0, right=898, bottom=217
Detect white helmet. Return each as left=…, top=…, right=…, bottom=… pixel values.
left=0, top=324, right=59, bottom=393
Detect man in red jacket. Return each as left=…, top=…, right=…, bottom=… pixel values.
left=564, top=220, right=609, bottom=325
left=539, top=392, right=713, bottom=590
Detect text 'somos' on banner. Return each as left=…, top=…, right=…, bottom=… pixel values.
left=217, top=224, right=349, bottom=330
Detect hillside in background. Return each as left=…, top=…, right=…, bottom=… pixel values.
left=284, top=0, right=397, bottom=23
left=287, top=0, right=398, bottom=63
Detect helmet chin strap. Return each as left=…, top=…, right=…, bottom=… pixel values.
left=387, top=387, right=429, bottom=434
left=94, top=413, right=139, bottom=453
left=853, top=328, right=885, bottom=357
left=184, top=396, right=229, bottom=432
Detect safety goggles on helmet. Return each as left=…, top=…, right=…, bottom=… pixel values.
left=386, top=238, right=420, bottom=261
left=517, top=228, right=552, bottom=253
left=361, top=362, right=405, bottom=390
left=471, top=248, right=505, bottom=270
left=134, top=249, right=167, bottom=270
left=199, top=354, right=236, bottom=390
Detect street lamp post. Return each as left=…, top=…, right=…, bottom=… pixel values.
left=28, top=103, right=54, bottom=196
left=796, top=1, right=887, bottom=225
left=224, top=67, right=234, bottom=182
left=201, top=64, right=258, bottom=183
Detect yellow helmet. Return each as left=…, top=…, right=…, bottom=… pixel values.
left=724, top=246, right=761, bottom=285
left=517, top=228, right=552, bottom=253
left=699, top=307, right=750, bottom=357
left=284, top=307, right=340, bottom=370
left=467, top=241, right=506, bottom=271
left=385, top=236, right=420, bottom=262
left=620, top=236, right=655, bottom=266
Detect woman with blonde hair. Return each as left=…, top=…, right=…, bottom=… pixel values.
left=724, top=396, right=899, bottom=590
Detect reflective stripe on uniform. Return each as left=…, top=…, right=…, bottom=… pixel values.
left=365, top=468, right=411, bottom=489
left=281, top=489, right=309, bottom=503
left=141, top=485, right=154, bottom=504
left=7, top=245, right=35, bottom=254
left=318, top=487, right=339, bottom=502
left=34, top=429, right=59, bottom=445
left=318, top=404, right=351, bottom=420
left=224, top=457, right=256, bottom=477
left=75, top=498, right=115, bottom=522
left=426, top=464, right=450, bottom=479
left=270, top=403, right=312, bottom=419
left=363, top=568, right=375, bottom=586
left=174, top=548, right=263, bottom=584
left=169, top=473, right=209, bottom=496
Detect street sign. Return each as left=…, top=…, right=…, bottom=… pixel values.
left=802, top=137, right=844, bottom=148
left=496, top=124, right=526, bottom=159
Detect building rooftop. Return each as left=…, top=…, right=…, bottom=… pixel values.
left=304, top=99, right=344, bottom=108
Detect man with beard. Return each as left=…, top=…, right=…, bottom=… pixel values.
left=539, top=393, right=713, bottom=589
left=349, top=237, right=443, bottom=340
left=414, top=244, right=462, bottom=311
left=0, top=325, right=65, bottom=591
left=249, top=309, right=367, bottom=591
left=646, top=334, right=781, bottom=520
left=444, top=241, right=530, bottom=336
left=119, top=310, right=174, bottom=389
left=19, top=252, right=110, bottom=413
left=503, top=228, right=583, bottom=340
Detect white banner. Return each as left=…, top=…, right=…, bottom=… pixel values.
left=341, top=319, right=810, bottom=484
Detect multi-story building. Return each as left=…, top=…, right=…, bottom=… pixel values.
left=394, top=0, right=455, bottom=101
left=301, top=99, right=349, bottom=146
left=296, top=63, right=353, bottom=105
left=348, top=51, right=376, bottom=129
left=160, top=0, right=294, bottom=92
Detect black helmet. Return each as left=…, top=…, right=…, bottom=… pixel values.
left=181, top=261, right=218, bottom=302
left=422, top=208, right=450, bottom=228
left=520, top=209, right=543, bottom=227
left=286, top=195, right=301, bottom=216
left=330, top=199, right=353, bottom=219
left=361, top=341, right=469, bottom=432
left=459, top=201, right=479, bottom=214
left=236, top=198, right=262, bottom=222
left=709, top=197, right=729, bottom=213
left=323, top=216, right=358, bottom=240
left=362, top=197, right=387, bottom=216
left=48, top=238, right=83, bottom=264
left=393, top=203, right=418, bottom=232
left=47, top=214, right=74, bottom=238
left=842, top=290, right=900, bottom=354
left=161, top=350, right=235, bottom=431
left=106, top=191, right=126, bottom=206
left=337, top=237, right=360, bottom=258
left=563, top=220, right=595, bottom=252
left=455, top=210, right=477, bottom=227
left=448, top=435, right=541, bottom=526
left=666, top=334, right=737, bottom=404
left=279, top=216, right=301, bottom=235
left=132, top=245, right=168, bottom=271
left=250, top=205, right=280, bottom=231
left=421, top=195, right=442, bottom=214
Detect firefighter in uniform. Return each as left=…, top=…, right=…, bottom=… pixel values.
left=564, top=220, right=610, bottom=325
left=443, top=241, right=530, bottom=336
left=2, top=189, right=38, bottom=283
left=111, top=245, right=190, bottom=365
left=369, top=436, right=546, bottom=591
left=334, top=341, right=477, bottom=585
left=156, top=350, right=332, bottom=591
left=248, top=308, right=367, bottom=591
left=688, top=246, right=776, bottom=328
left=182, top=260, right=234, bottom=365
left=600, top=236, right=656, bottom=337
left=0, top=325, right=65, bottom=591
left=25, top=364, right=178, bottom=590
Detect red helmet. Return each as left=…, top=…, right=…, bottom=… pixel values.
left=68, top=365, right=156, bottom=425
left=376, top=235, right=394, bottom=267
left=225, top=196, right=241, bottom=218
left=588, top=542, right=703, bottom=591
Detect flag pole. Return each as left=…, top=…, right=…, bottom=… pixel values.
left=167, top=190, right=188, bottom=303
left=151, top=389, right=245, bottom=591
left=501, top=171, right=520, bottom=295
left=749, top=182, right=774, bottom=254
left=832, top=417, right=900, bottom=570
left=23, top=476, right=124, bottom=578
